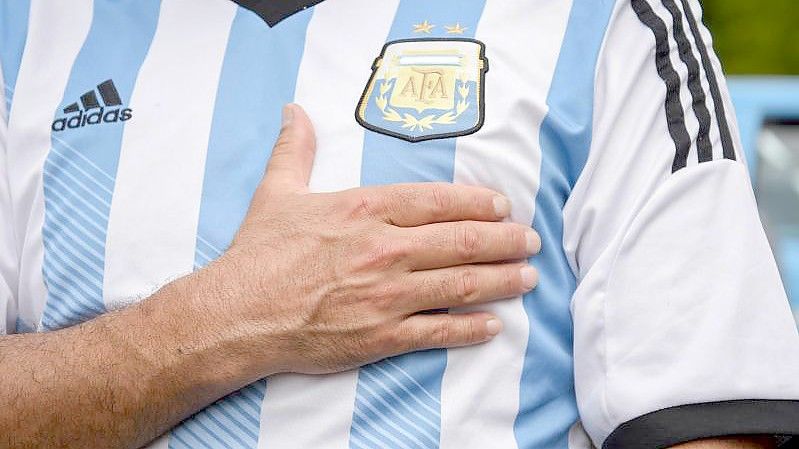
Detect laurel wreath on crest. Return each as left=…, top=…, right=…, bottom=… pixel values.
left=375, top=73, right=470, bottom=132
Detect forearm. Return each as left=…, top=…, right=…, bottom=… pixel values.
left=0, top=269, right=268, bottom=449
left=673, top=436, right=777, bottom=449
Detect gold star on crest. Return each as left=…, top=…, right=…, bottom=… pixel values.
left=445, top=23, right=468, bottom=34
left=413, top=20, right=435, bottom=33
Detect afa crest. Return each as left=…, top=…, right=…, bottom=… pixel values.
left=356, top=38, right=488, bottom=142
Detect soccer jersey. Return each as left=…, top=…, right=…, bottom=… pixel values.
left=1, top=1, right=798, bottom=448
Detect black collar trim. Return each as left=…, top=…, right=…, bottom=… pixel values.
left=231, top=0, right=326, bottom=27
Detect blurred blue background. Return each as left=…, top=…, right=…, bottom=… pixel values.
left=704, top=0, right=799, bottom=324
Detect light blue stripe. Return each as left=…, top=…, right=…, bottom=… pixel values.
left=40, top=0, right=161, bottom=330
left=175, top=425, right=219, bottom=449
left=514, top=1, right=615, bottom=447
left=0, top=0, right=30, bottom=112
left=782, top=237, right=799, bottom=312
left=352, top=2, right=486, bottom=448
left=171, top=7, right=313, bottom=448
left=15, top=316, right=35, bottom=334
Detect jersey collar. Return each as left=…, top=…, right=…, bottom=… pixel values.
left=231, top=0, right=327, bottom=27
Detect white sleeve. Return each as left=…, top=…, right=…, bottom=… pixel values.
left=0, top=62, right=19, bottom=335
left=565, top=0, right=799, bottom=447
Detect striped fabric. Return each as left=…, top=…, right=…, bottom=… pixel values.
left=12, top=1, right=791, bottom=449
left=40, top=0, right=161, bottom=329
left=351, top=2, right=487, bottom=448
left=171, top=7, right=314, bottom=448
left=1, top=0, right=613, bottom=447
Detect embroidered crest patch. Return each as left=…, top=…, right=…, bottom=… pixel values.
left=356, top=38, right=488, bottom=142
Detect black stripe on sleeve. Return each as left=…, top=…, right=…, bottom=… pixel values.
left=631, top=0, right=693, bottom=173
left=679, top=0, right=736, bottom=161
left=660, top=0, right=713, bottom=163
left=603, top=400, right=799, bottom=449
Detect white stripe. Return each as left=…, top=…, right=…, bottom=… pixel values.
left=103, top=0, right=236, bottom=310
left=398, top=55, right=461, bottom=66
left=440, top=1, right=574, bottom=448
left=256, top=2, right=398, bottom=449
left=5, top=0, right=94, bottom=330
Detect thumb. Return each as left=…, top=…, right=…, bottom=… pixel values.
left=263, top=103, right=317, bottom=193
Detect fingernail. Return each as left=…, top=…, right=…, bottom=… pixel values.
left=281, top=104, right=295, bottom=127
left=520, top=266, right=538, bottom=290
left=493, top=196, right=511, bottom=218
left=525, top=230, right=541, bottom=255
left=486, top=318, right=503, bottom=337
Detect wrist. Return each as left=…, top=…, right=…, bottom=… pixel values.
left=98, top=270, right=257, bottom=411
left=153, top=262, right=289, bottom=383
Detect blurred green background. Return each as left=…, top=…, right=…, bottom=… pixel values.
left=703, top=0, right=799, bottom=75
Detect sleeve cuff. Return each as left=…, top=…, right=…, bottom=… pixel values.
left=603, top=399, right=799, bottom=449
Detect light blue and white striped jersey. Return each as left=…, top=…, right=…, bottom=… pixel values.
left=2, top=1, right=798, bottom=448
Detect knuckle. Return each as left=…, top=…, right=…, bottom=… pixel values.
left=455, top=268, right=480, bottom=303
left=362, top=238, right=395, bottom=269
left=344, top=191, right=380, bottom=221
left=463, top=318, right=479, bottom=342
left=429, top=184, right=455, bottom=215
left=395, top=325, right=425, bottom=352
left=430, top=319, right=453, bottom=347
left=272, top=136, right=292, bottom=155
left=363, top=236, right=409, bottom=270
left=372, top=282, right=399, bottom=310
left=455, top=223, right=481, bottom=261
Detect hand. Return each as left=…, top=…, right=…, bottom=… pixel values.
left=202, top=104, right=541, bottom=376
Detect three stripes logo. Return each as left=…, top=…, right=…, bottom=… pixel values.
left=51, top=79, right=132, bottom=132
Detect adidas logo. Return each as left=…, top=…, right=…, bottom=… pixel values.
left=51, top=79, right=132, bottom=132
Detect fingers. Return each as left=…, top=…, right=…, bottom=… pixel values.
left=395, top=312, right=503, bottom=352
left=401, top=221, right=540, bottom=270
left=357, top=182, right=512, bottom=227
left=262, top=104, right=317, bottom=194
left=403, top=262, right=537, bottom=312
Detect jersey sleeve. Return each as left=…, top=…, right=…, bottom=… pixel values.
left=564, top=0, right=799, bottom=447
left=0, top=63, right=19, bottom=335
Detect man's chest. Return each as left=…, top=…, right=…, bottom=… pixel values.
left=6, top=0, right=569, bottom=328
left=3, top=1, right=596, bottom=447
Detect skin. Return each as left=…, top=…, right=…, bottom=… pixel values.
left=675, top=437, right=777, bottom=449
left=0, top=105, right=774, bottom=448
